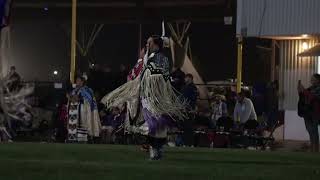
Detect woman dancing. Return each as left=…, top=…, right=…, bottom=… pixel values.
left=102, top=35, right=186, bottom=160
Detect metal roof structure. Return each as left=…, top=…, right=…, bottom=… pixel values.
left=13, top=0, right=234, bottom=24
left=237, top=0, right=320, bottom=37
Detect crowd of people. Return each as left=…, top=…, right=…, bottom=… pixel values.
left=0, top=57, right=280, bottom=153
left=1, top=64, right=270, bottom=147
left=1, top=36, right=319, bottom=155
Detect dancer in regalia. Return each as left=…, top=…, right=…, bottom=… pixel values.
left=67, top=76, right=101, bottom=143
left=102, top=35, right=186, bottom=160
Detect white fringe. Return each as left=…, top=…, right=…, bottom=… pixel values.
left=140, top=69, right=186, bottom=121
left=101, top=77, right=140, bottom=109
left=101, top=69, right=187, bottom=122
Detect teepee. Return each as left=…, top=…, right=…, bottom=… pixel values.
left=168, top=22, right=209, bottom=106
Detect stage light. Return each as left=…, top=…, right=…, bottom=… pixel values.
left=302, top=42, right=309, bottom=50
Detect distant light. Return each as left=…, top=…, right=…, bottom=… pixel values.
left=302, top=42, right=309, bottom=50
left=91, top=63, right=95, bottom=67
left=53, top=70, right=58, bottom=75
left=302, top=34, right=308, bottom=38
left=44, top=7, right=49, bottom=11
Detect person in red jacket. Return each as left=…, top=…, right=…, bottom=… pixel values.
left=298, top=74, right=320, bottom=152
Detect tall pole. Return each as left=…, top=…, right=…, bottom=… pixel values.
left=236, top=36, right=243, bottom=93
left=70, top=0, right=77, bottom=84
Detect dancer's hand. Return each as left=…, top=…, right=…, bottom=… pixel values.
left=139, top=48, right=145, bottom=59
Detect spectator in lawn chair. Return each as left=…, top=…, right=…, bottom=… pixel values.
left=101, top=107, right=119, bottom=144
left=234, top=91, right=257, bottom=128
left=210, top=95, right=228, bottom=128
left=298, top=74, right=320, bottom=153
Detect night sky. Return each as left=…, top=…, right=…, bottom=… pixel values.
left=9, top=15, right=238, bottom=82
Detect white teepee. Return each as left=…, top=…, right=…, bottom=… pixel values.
left=168, top=22, right=209, bottom=106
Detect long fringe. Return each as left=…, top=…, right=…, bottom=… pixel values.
left=140, top=69, right=187, bottom=121
left=101, top=69, right=187, bottom=123
left=101, top=77, right=140, bottom=109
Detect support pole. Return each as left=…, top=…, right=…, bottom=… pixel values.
left=70, top=0, right=77, bottom=84
left=236, top=36, right=243, bottom=93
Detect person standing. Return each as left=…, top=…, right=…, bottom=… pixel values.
left=67, top=76, right=101, bottom=143
left=181, top=74, right=198, bottom=146
left=298, top=74, right=320, bottom=152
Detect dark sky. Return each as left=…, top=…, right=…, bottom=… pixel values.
left=9, top=19, right=237, bottom=82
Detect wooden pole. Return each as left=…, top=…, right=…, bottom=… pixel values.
left=70, top=0, right=77, bottom=84
left=236, top=37, right=243, bottom=93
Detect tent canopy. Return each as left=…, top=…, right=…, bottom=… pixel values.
left=298, top=44, right=320, bottom=57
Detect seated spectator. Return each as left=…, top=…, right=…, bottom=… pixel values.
left=234, top=91, right=257, bottom=127
left=100, top=107, right=123, bottom=144
left=210, top=95, right=228, bottom=128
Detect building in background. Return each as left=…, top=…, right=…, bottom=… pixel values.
left=237, top=0, right=320, bottom=141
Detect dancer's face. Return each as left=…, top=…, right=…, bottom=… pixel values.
left=146, top=37, right=152, bottom=51
left=147, top=37, right=158, bottom=53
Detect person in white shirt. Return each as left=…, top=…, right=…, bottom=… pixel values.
left=234, top=91, right=257, bottom=125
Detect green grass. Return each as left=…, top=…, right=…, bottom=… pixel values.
left=0, top=143, right=320, bottom=180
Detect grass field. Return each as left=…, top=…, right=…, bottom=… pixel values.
left=0, top=143, right=320, bottom=180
